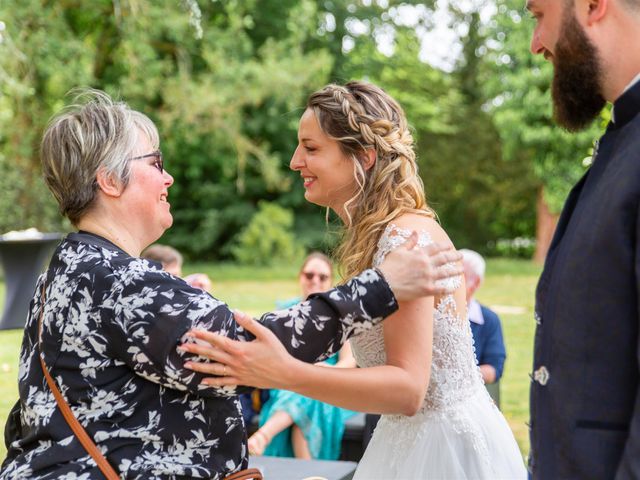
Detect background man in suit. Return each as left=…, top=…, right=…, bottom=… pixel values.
left=526, top=0, right=640, bottom=477
left=461, top=249, right=506, bottom=385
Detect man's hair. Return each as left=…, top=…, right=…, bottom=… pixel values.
left=460, top=249, right=486, bottom=280
left=141, top=244, right=183, bottom=267
left=566, top=0, right=639, bottom=13
left=622, top=0, right=640, bottom=10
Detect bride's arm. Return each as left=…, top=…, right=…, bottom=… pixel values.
left=183, top=296, right=433, bottom=415
left=277, top=215, right=441, bottom=413
left=298, top=293, right=433, bottom=415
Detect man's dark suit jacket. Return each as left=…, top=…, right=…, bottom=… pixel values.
left=530, top=79, right=640, bottom=479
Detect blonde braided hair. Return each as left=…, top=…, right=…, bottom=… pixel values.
left=306, top=81, right=435, bottom=279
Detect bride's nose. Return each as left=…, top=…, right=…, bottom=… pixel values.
left=290, top=146, right=305, bottom=171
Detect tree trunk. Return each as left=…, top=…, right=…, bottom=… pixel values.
left=533, top=186, right=559, bottom=264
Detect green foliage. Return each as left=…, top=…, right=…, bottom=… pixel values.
left=488, top=236, right=537, bottom=259
left=433, top=7, right=537, bottom=249
left=321, top=0, right=438, bottom=81
left=231, top=201, right=303, bottom=266
left=345, top=21, right=537, bottom=252
left=0, top=0, right=94, bottom=234
left=0, top=0, right=587, bottom=259
left=0, top=0, right=331, bottom=255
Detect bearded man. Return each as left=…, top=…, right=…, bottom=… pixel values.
left=525, top=0, right=640, bottom=478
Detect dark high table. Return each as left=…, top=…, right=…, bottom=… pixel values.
left=0, top=233, right=62, bottom=330
left=249, top=456, right=357, bottom=480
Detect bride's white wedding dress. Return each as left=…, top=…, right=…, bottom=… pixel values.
left=351, top=224, right=527, bottom=479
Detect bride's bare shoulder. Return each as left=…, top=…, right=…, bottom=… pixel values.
left=389, top=213, right=454, bottom=249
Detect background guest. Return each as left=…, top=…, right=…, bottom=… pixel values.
left=461, top=249, right=506, bottom=385
left=141, top=243, right=212, bottom=292
left=249, top=252, right=357, bottom=460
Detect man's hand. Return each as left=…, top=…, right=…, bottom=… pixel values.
left=480, top=364, right=497, bottom=384
left=379, top=231, right=462, bottom=302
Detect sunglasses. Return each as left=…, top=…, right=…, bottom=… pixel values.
left=302, top=271, right=330, bottom=282
left=130, top=150, right=163, bottom=173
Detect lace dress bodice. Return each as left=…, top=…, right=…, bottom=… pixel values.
left=350, top=223, right=483, bottom=412
left=351, top=224, right=527, bottom=480
left=350, top=223, right=527, bottom=478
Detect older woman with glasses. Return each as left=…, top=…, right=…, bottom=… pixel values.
left=0, top=89, right=462, bottom=479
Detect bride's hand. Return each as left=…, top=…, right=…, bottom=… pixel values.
left=181, top=310, right=296, bottom=390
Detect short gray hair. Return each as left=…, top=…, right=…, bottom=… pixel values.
left=41, top=88, right=159, bottom=225
left=460, top=249, right=486, bottom=280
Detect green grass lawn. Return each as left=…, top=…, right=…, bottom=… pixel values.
left=0, top=258, right=540, bottom=461
left=478, top=258, right=540, bottom=458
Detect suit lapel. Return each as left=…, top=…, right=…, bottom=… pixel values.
left=535, top=168, right=590, bottom=315
left=546, top=170, right=589, bottom=258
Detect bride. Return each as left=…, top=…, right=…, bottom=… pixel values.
left=183, top=81, right=526, bottom=478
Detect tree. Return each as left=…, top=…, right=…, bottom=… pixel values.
left=484, top=0, right=604, bottom=261
left=231, top=201, right=304, bottom=266
left=344, top=12, right=537, bottom=252
left=443, top=4, right=538, bottom=250
left=0, top=0, right=332, bottom=259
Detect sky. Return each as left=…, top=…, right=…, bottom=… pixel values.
left=344, top=0, right=497, bottom=72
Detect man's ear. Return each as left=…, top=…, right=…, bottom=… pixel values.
left=585, top=0, right=608, bottom=24
left=361, top=148, right=376, bottom=171
left=95, top=168, right=124, bottom=198
left=469, top=275, right=480, bottom=294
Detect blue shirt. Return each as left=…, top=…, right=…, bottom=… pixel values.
left=468, top=299, right=506, bottom=381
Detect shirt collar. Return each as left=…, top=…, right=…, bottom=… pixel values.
left=468, top=299, right=484, bottom=325
left=611, top=71, right=640, bottom=125
left=69, top=230, right=129, bottom=256
left=623, top=72, right=640, bottom=94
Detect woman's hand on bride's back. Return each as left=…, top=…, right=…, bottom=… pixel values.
left=379, top=231, right=462, bottom=301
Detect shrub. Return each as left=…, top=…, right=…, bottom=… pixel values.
left=487, top=237, right=536, bottom=259
left=231, top=201, right=304, bottom=266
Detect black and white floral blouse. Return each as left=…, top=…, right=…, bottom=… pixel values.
left=0, top=232, right=397, bottom=479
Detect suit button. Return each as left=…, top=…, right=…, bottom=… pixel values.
left=533, top=366, right=550, bottom=386
left=534, top=311, right=542, bottom=325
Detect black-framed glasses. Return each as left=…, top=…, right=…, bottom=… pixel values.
left=130, top=150, right=163, bottom=173
left=302, top=271, right=330, bottom=282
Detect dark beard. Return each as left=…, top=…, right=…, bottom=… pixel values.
left=551, top=11, right=607, bottom=132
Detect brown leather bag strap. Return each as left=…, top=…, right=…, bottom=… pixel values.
left=223, top=467, right=263, bottom=480
left=38, top=285, right=120, bottom=480
left=38, top=285, right=261, bottom=480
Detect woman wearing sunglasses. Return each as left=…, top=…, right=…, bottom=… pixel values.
left=248, top=252, right=357, bottom=460
left=0, top=89, right=463, bottom=480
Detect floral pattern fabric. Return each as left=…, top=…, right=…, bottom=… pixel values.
left=0, top=231, right=397, bottom=479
